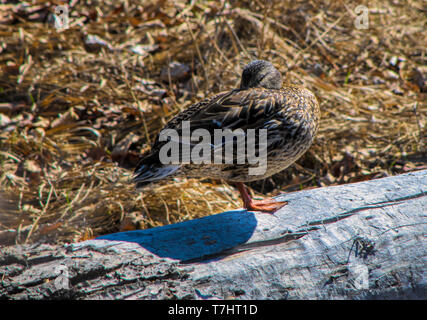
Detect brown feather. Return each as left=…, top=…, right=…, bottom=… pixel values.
left=134, top=85, right=320, bottom=184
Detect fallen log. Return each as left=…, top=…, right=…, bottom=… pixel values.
left=1, top=170, right=426, bottom=299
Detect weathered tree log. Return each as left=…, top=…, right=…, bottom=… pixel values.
left=1, top=170, right=426, bottom=299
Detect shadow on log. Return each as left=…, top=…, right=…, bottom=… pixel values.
left=1, top=170, right=426, bottom=299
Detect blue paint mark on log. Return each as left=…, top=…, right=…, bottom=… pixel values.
left=95, top=210, right=257, bottom=261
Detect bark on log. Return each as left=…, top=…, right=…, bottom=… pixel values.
left=1, top=170, right=426, bottom=300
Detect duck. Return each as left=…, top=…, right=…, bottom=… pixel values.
left=134, top=60, right=320, bottom=213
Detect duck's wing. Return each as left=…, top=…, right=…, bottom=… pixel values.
left=134, top=86, right=319, bottom=184
left=144, top=88, right=285, bottom=167
left=177, top=88, right=279, bottom=132
left=156, top=88, right=280, bottom=144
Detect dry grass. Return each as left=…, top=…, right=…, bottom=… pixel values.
left=0, top=0, right=425, bottom=245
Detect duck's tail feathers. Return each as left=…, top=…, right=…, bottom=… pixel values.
left=133, top=162, right=180, bottom=188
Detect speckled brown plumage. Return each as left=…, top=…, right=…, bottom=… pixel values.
left=134, top=60, right=320, bottom=212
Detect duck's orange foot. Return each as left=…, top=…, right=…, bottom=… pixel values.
left=235, top=182, right=288, bottom=214
left=244, top=198, right=288, bottom=213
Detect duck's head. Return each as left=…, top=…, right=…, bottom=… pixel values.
left=239, top=60, right=282, bottom=90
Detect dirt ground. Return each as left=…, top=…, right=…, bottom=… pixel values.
left=0, top=0, right=425, bottom=245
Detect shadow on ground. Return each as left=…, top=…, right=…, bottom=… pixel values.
left=95, top=210, right=257, bottom=262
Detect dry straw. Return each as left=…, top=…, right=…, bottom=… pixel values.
left=0, top=0, right=425, bottom=244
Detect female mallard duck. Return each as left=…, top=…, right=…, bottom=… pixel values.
left=134, top=60, right=320, bottom=213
